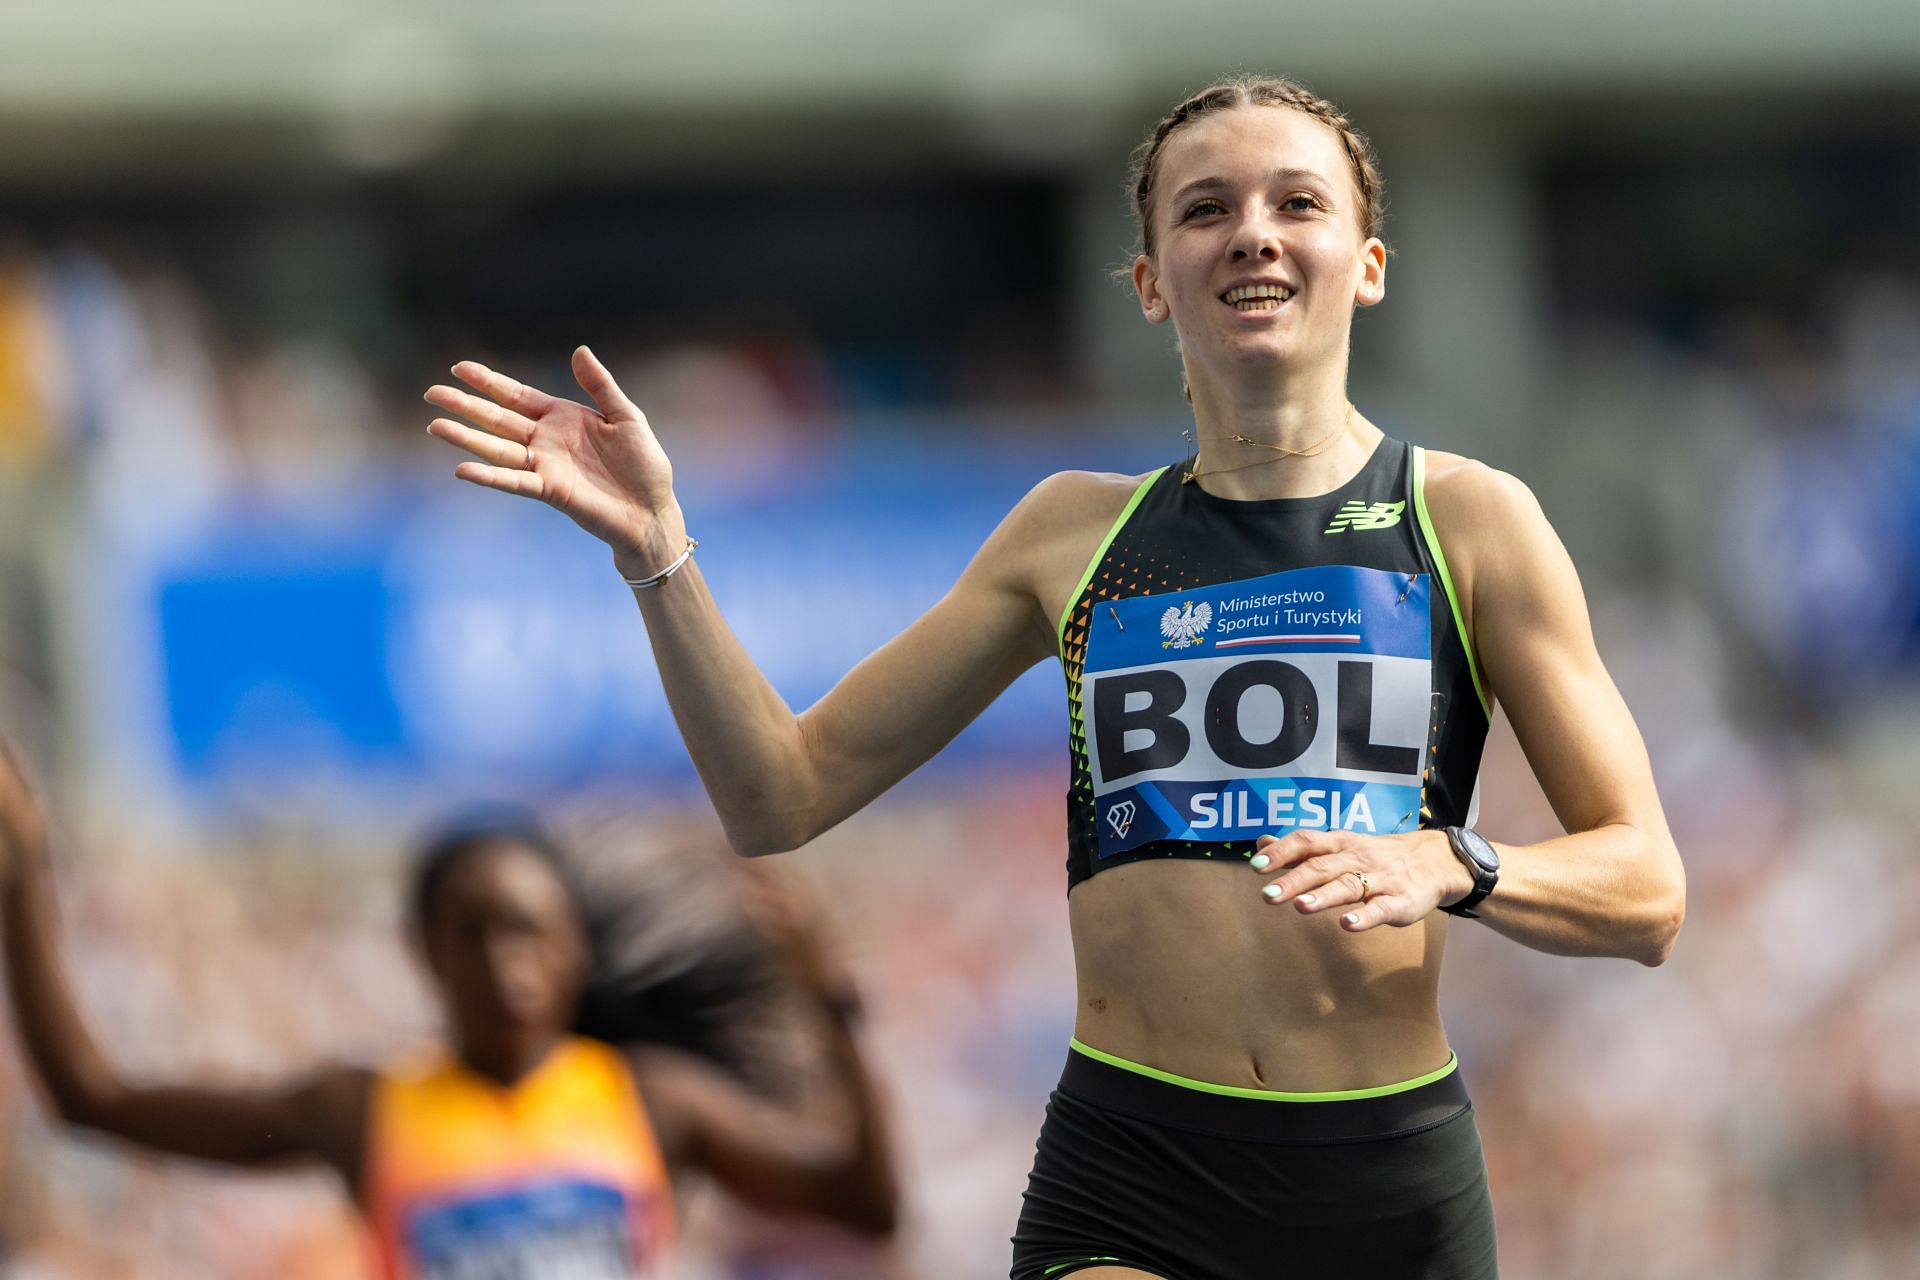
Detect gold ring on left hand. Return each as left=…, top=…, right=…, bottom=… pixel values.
left=1348, top=871, right=1370, bottom=901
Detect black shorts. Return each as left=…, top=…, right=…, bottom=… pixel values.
left=1010, top=1042, right=1498, bottom=1280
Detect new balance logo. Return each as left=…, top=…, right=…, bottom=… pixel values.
left=1324, top=500, right=1406, bottom=534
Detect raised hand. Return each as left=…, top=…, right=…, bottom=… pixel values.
left=426, top=347, right=687, bottom=578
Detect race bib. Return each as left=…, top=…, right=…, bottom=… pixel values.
left=1085, top=565, right=1430, bottom=858
left=406, top=1178, right=656, bottom=1280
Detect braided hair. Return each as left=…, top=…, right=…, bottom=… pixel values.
left=1125, top=74, right=1386, bottom=260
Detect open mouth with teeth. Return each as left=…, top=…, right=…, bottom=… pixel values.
left=1221, top=283, right=1296, bottom=312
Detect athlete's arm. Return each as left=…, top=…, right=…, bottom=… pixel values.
left=629, top=858, right=899, bottom=1234
left=0, top=745, right=368, bottom=1176
left=1251, top=459, right=1685, bottom=966
left=1392, top=459, right=1685, bottom=964
left=427, top=351, right=1109, bottom=854
left=631, top=1017, right=898, bottom=1235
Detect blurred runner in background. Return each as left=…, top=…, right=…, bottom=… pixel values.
left=0, top=742, right=898, bottom=1278
left=571, top=821, right=914, bottom=1277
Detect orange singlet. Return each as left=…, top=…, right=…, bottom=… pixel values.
left=362, top=1037, right=675, bottom=1279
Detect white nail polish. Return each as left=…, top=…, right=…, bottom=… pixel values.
left=1262, top=884, right=1284, bottom=902
left=1299, top=893, right=1315, bottom=905
left=1344, top=913, right=1361, bottom=926
left=1250, top=853, right=1271, bottom=871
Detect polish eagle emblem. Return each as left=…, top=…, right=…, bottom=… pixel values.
left=1159, top=600, right=1212, bottom=649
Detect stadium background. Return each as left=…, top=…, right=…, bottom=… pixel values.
left=3, top=2, right=1920, bottom=1275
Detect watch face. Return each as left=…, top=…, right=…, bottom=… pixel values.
left=1456, top=827, right=1499, bottom=872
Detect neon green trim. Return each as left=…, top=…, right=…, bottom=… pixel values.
left=1068, top=1038, right=1458, bottom=1102
left=1411, top=447, right=1490, bottom=717
left=1056, top=468, right=1167, bottom=659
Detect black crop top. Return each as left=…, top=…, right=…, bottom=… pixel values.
left=1057, top=437, right=1488, bottom=891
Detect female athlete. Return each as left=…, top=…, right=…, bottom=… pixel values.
left=0, top=745, right=898, bottom=1277
left=423, top=74, right=1684, bottom=1279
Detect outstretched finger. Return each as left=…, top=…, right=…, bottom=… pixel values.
left=450, top=361, right=559, bottom=420
left=425, top=384, right=535, bottom=445
left=1250, top=828, right=1348, bottom=873
left=1259, top=853, right=1356, bottom=907
left=571, top=346, right=642, bottom=423
left=1338, top=898, right=1397, bottom=932
left=429, top=418, right=531, bottom=470
left=453, top=460, right=547, bottom=500
left=1280, top=868, right=1374, bottom=915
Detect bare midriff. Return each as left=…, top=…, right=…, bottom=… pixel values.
left=1035, top=462, right=1455, bottom=1095
left=1067, top=858, right=1453, bottom=1093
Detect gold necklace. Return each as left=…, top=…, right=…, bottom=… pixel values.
left=1181, top=402, right=1356, bottom=485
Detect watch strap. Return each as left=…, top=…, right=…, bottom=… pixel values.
left=1440, top=825, right=1496, bottom=919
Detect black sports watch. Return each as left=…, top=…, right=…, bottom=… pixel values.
left=1440, top=826, right=1499, bottom=919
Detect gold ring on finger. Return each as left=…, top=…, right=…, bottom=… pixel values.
left=1350, top=871, right=1370, bottom=900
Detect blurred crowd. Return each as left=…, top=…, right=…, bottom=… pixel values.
left=1, top=188, right=1919, bottom=1278
left=2, top=725, right=1918, bottom=1278
left=0, top=236, right=841, bottom=524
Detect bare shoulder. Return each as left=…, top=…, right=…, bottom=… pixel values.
left=997, top=468, right=1163, bottom=631
left=1418, top=449, right=1563, bottom=579
left=1420, top=450, right=1543, bottom=531
left=964, top=469, right=1152, bottom=571
left=293, top=1062, right=375, bottom=1186
left=1417, top=451, right=1573, bottom=663
left=1012, top=468, right=1160, bottom=536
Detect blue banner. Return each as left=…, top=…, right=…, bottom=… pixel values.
left=92, top=436, right=1181, bottom=811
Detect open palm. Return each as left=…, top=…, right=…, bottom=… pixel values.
left=425, top=347, right=680, bottom=565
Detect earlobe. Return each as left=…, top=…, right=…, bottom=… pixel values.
left=1133, top=255, right=1168, bottom=325
left=1355, top=238, right=1388, bottom=308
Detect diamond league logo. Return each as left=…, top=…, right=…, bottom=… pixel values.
left=1106, top=800, right=1136, bottom=839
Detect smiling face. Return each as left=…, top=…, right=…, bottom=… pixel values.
left=1132, top=105, right=1387, bottom=383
